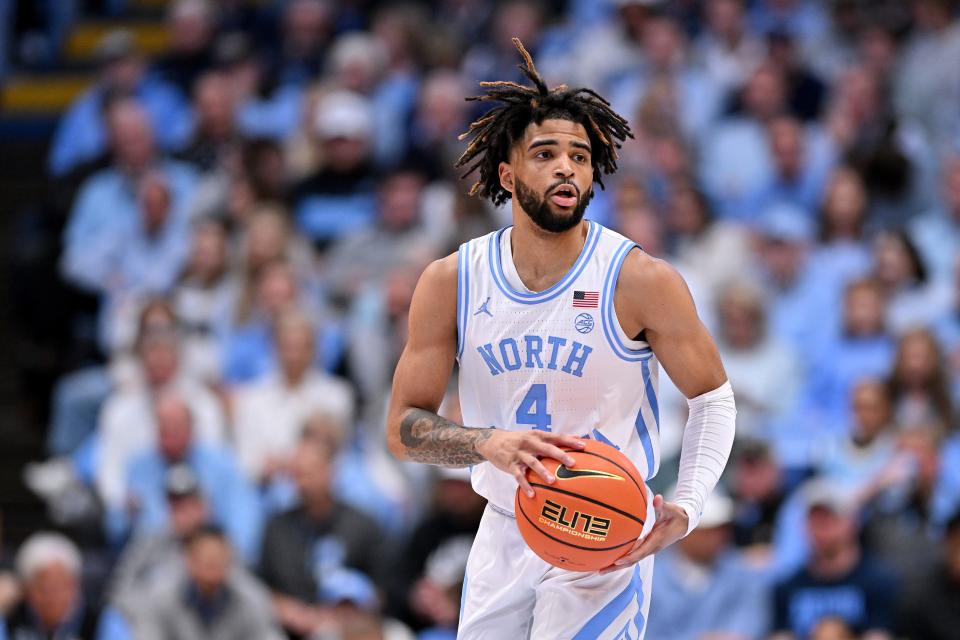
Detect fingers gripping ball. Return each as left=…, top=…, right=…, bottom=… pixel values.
left=515, top=439, right=651, bottom=572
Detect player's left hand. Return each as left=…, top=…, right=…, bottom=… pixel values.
left=598, top=494, right=688, bottom=574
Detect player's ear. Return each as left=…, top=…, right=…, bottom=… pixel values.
left=499, top=161, right=514, bottom=194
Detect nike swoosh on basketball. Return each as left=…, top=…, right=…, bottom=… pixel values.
left=555, top=465, right=623, bottom=481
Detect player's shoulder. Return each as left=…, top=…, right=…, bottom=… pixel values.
left=418, top=251, right=459, bottom=292
left=617, top=247, right=687, bottom=295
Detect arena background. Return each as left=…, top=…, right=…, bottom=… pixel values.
left=0, top=0, right=958, bottom=638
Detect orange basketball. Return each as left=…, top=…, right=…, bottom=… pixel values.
left=515, top=439, right=650, bottom=572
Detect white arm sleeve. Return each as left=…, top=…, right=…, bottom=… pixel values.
left=673, top=380, right=736, bottom=536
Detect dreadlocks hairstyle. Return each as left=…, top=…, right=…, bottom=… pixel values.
left=455, top=37, right=633, bottom=206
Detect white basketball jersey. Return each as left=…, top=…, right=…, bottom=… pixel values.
left=456, top=220, right=661, bottom=513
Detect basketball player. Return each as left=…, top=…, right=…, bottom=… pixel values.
left=386, top=39, right=736, bottom=639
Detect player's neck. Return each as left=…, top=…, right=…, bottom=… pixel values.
left=509, top=217, right=589, bottom=293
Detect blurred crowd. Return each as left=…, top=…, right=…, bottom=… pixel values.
left=2, top=0, right=960, bottom=639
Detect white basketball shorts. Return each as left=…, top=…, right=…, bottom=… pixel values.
left=458, top=504, right=655, bottom=639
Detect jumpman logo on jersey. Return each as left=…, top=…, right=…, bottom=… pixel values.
left=474, top=297, right=493, bottom=318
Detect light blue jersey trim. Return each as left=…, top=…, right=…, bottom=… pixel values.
left=572, top=566, right=646, bottom=639
left=635, top=359, right=659, bottom=480
left=634, top=408, right=656, bottom=482
left=456, top=242, right=471, bottom=360
left=487, top=221, right=601, bottom=304
left=640, top=359, right=659, bottom=433
left=601, top=240, right=653, bottom=362
left=459, top=572, right=468, bottom=627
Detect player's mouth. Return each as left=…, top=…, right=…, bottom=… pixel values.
left=549, top=184, right=579, bottom=208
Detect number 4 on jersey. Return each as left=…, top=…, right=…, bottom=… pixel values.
left=516, top=384, right=552, bottom=431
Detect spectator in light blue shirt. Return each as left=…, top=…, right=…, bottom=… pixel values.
left=62, top=152, right=196, bottom=351
left=742, top=115, right=836, bottom=222
left=118, top=392, right=262, bottom=565
left=751, top=203, right=835, bottom=359
left=648, top=491, right=771, bottom=640
left=800, top=280, right=894, bottom=433
left=61, top=98, right=197, bottom=278
left=48, top=30, right=192, bottom=177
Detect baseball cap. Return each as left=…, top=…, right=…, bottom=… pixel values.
left=314, top=91, right=373, bottom=140
left=165, top=464, right=201, bottom=499
left=321, top=568, right=379, bottom=611
left=756, top=202, right=814, bottom=244
left=803, top=478, right=857, bottom=516
left=697, top=491, right=735, bottom=529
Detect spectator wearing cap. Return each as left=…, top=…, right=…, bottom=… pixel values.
left=109, top=464, right=211, bottom=614
left=290, top=90, right=378, bottom=249
left=714, top=280, right=802, bottom=440
left=771, top=479, right=897, bottom=640
left=2, top=533, right=105, bottom=638
left=647, top=491, right=770, bottom=640
left=258, top=434, right=384, bottom=639
left=48, top=30, right=192, bottom=178
left=328, top=28, right=418, bottom=168
left=117, top=391, right=261, bottom=563
left=231, top=309, right=353, bottom=484
left=896, top=509, right=960, bottom=640
left=134, top=526, right=283, bottom=640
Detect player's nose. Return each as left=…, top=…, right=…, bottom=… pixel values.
left=553, top=156, right=574, bottom=178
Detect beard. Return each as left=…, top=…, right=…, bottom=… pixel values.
left=514, top=177, right=591, bottom=233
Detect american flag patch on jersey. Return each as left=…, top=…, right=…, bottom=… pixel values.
left=572, top=290, right=599, bottom=308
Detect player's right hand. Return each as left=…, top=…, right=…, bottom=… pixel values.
left=475, top=429, right=585, bottom=498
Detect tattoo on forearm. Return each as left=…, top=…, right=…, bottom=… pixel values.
left=399, top=408, right=493, bottom=466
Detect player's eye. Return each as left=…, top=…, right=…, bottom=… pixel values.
left=573, top=154, right=587, bottom=163
left=535, top=150, right=551, bottom=159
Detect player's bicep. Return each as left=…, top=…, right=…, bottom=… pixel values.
left=628, top=256, right=726, bottom=398
left=386, top=256, right=459, bottom=449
